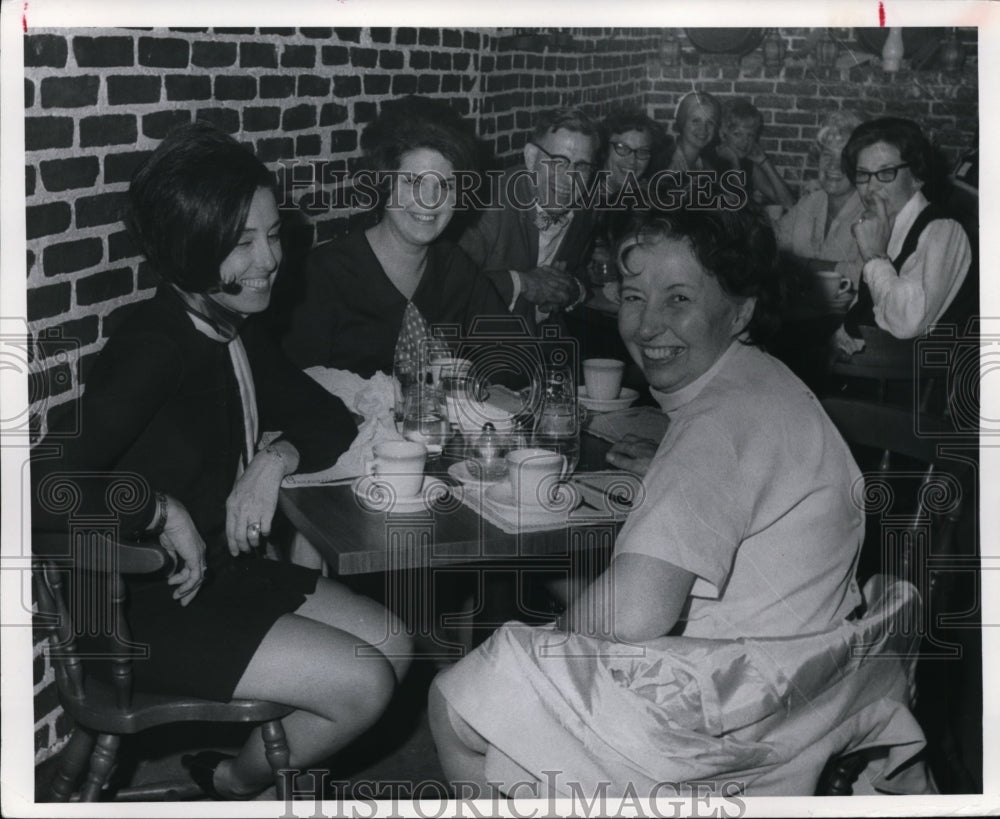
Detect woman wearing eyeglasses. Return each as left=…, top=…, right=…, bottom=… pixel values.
left=596, top=110, right=668, bottom=244
left=283, top=96, right=510, bottom=377
left=833, top=117, right=973, bottom=358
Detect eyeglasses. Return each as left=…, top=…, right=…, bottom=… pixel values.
left=611, top=142, right=652, bottom=162
left=530, top=142, right=596, bottom=175
left=853, top=163, right=910, bottom=185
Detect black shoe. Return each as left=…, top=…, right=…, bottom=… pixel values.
left=181, top=751, right=256, bottom=801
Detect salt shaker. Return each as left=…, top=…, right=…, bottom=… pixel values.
left=473, top=422, right=507, bottom=481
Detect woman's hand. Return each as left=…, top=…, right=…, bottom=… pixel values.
left=746, top=141, right=767, bottom=165
left=852, top=197, right=891, bottom=262
left=159, top=496, right=207, bottom=607
left=605, top=434, right=658, bottom=477
left=225, top=442, right=299, bottom=556
left=831, top=326, right=865, bottom=360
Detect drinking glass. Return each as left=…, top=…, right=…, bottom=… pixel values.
left=532, top=365, right=581, bottom=474
left=401, top=380, right=450, bottom=455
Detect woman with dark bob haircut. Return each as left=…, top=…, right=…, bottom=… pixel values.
left=283, top=95, right=511, bottom=377
left=33, top=122, right=411, bottom=799
left=833, top=116, right=972, bottom=358
left=428, top=206, right=921, bottom=795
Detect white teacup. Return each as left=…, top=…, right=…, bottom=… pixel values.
left=815, top=270, right=852, bottom=303
left=506, top=448, right=566, bottom=508
left=368, top=441, right=427, bottom=498
left=583, top=358, right=625, bottom=400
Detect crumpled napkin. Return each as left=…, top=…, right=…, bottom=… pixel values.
left=284, top=367, right=405, bottom=485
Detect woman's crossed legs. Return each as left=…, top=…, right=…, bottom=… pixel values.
left=213, top=576, right=412, bottom=797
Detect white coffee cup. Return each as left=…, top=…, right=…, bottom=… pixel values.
left=815, top=270, right=852, bottom=303
left=505, top=448, right=566, bottom=508
left=368, top=441, right=427, bottom=498
left=583, top=358, right=626, bottom=400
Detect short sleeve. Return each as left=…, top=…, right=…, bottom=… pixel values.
left=614, top=413, right=750, bottom=598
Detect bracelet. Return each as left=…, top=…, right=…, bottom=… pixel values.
left=864, top=253, right=891, bottom=264
left=146, top=491, right=168, bottom=537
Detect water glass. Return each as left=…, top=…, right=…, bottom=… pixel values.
left=401, top=382, right=450, bottom=455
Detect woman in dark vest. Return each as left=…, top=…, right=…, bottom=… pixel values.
left=832, top=117, right=973, bottom=359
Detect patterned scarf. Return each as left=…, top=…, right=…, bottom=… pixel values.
left=393, top=301, right=433, bottom=371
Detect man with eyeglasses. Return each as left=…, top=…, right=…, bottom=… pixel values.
left=833, top=117, right=973, bottom=359
left=459, top=107, right=601, bottom=331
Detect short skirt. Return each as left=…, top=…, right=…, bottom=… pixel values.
left=78, top=550, right=319, bottom=702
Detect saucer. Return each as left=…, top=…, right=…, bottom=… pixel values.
left=577, top=386, right=640, bottom=413
left=483, top=481, right=579, bottom=517
left=447, top=459, right=506, bottom=486
left=353, top=476, right=455, bottom=513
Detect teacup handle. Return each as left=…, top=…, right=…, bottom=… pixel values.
left=838, top=277, right=852, bottom=293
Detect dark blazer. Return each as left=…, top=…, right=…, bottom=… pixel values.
left=459, top=166, right=596, bottom=331
left=33, top=285, right=357, bottom=543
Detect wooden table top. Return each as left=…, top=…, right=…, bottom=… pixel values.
left=279, top=433, right=624, bottom=576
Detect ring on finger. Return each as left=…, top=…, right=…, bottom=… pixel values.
left=247, top=522, right=261, bottom=536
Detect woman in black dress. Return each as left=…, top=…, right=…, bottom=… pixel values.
left=32, top=122, right=411, bottom=799
left=282, top=96, right=510, bottom=377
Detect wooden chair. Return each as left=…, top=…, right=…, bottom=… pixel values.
left=815, top=397, right=979, bottom=794
left=33, top=531, right=294, bottom=802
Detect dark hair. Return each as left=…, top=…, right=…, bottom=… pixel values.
left=360, top=95, right=477, bottom=211
left=600, top=109, right=668, bottom=177
left=841, top=116, right=933, bottom=184
left=531, top=107, right=601, bottom=144
left=720, top=98, right=763, bottom=136
left=618, top=205, right=782, bottom=346
left=126, top=121, right=274, bottom=293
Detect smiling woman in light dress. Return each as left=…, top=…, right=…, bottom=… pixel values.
left=423, top=206, right=926, bottom=797
left=283, top=96, right=510, bottom=377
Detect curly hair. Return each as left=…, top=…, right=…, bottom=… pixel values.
left=126, top=121, right=275, bottom=293
left=815, top=109, right=864, bottom=151
left=720, top=98, right=763, bottom=136
left=841, top=116, right=933, bottom=184
left=600, top=109, right=668, bottom=176
left=616, top=205, right=783, bottom=346
left=359, top=96, right=477, bottom=213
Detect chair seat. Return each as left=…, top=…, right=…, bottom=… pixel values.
left=60, top=676, right=293, bottom=736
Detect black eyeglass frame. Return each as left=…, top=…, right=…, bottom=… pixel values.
left=529, top=141, right=596, bottom=175
left=853, top=163, right=911, bottom=185
left=610, top=141, right=653, bottom=162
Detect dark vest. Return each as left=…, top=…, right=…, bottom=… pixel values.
left=843, top=203, right=974, bottom=338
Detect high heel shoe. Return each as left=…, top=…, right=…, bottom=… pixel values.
left=182, top=750, right=258, bottom=801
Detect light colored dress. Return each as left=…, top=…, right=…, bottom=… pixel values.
left=435, top=342, right=932, bottom=795
left=776, top=189, right=865, bottom=287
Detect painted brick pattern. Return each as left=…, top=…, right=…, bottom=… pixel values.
left=645, top=28, right=978, bottom=189
left=24, top=25, right=977, bottom=764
